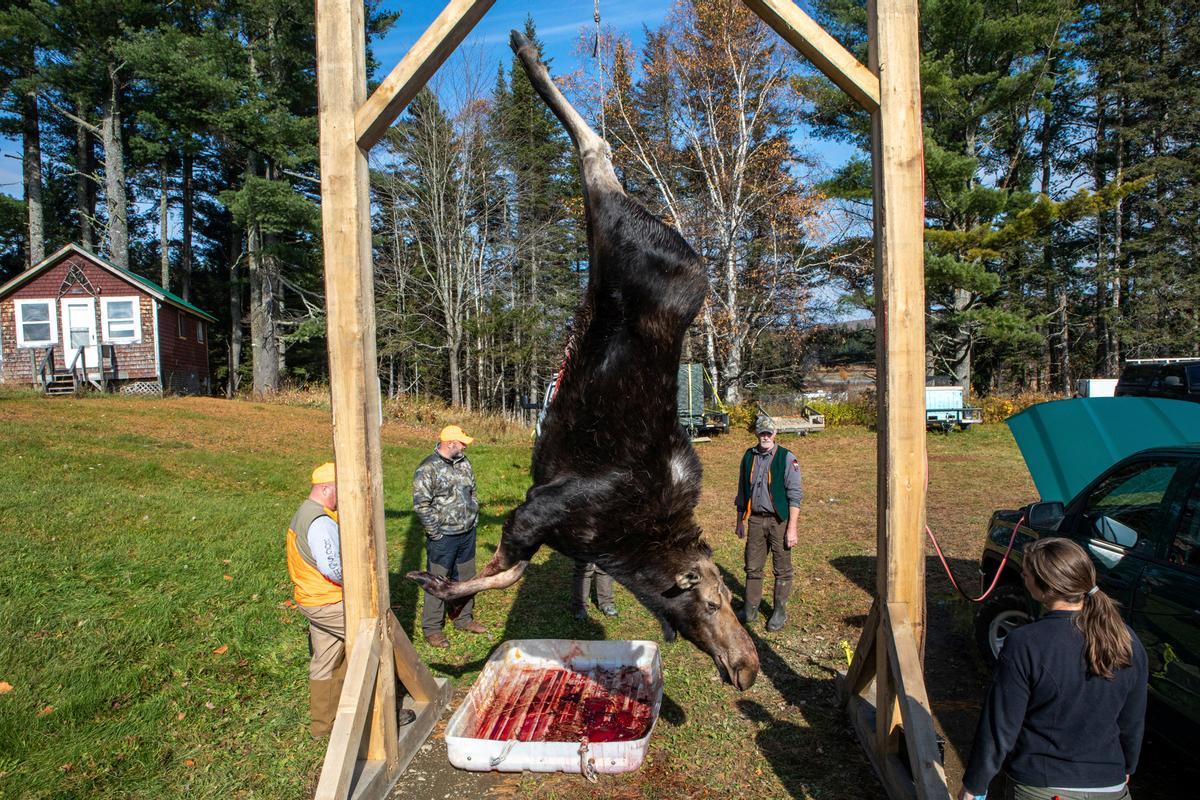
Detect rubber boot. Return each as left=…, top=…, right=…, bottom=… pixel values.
left=737, top=577, right=762, bottom=624
left=309, top=658, right=347, bottom=738
left=766, top=579, right=792, bottom=632
left=571, top=560, right=591, bottom=618
left=309, top=680, right=337, bottom=738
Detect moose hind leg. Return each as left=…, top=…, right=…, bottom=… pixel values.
left=509, top=31, right=621, bottom=200
left=405, top=478, right=584, bottom=611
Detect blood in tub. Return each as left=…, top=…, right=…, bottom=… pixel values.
left=468, top=665, right=654, bottom=743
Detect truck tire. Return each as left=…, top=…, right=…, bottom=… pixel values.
left=974, top=585, right=1033, bottom=665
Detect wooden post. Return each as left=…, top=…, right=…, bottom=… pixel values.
left=868, top=0, right=938, bottom=794
left=869, top=0, right=927, bottom=660
left=312, top=1, right=461, bottom=796
left=315, top=0, right=399, bottom=773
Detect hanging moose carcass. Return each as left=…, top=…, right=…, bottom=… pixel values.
left=408, top=30, right=759, bottom=691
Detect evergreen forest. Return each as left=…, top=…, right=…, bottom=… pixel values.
left=2, top=0, right=1197, bottom=406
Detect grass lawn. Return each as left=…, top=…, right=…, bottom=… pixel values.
left=0, top=390, right=1149, bottom=799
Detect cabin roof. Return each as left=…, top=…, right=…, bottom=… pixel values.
left=0, top=243, right=219, bottom=324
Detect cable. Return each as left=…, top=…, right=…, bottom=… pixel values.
left=926, top=515, right=1023, bottom=604
left=924, top=449, right=1025, bottom=603
left=593, top=0, right=606, bottom=140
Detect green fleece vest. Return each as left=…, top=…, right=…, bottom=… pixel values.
left=738, top=446, right=792, bottom=521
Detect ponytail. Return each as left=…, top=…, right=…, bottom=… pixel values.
left=1024, top=538, right=1133, bottom=679
left=1078, top=586, right=1132, bottom=679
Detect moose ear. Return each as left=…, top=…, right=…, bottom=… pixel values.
left=675, top=570, right=701, bottom=590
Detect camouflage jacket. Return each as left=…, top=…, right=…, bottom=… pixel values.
left=412, top=448, right=479, bottom=538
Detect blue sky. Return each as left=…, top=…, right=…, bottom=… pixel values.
left=0, top=0, right=859, bottom=200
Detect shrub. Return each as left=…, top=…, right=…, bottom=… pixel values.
left=978, top=391, right=1062, bottom=423
left=382, top=394, right=530, bottom=443
left=728, top=402, right=758, bottom=433
left=807, top=397, right=877, bottom=428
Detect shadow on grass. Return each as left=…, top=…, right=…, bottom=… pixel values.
left=829, top=554, right=981, bottom=610
left=740, top=628, right=862, bottom=797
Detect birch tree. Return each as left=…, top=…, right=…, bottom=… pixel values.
left=592, top=0, right=820, bottom=403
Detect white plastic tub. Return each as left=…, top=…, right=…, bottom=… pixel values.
left=444, top=639, right=663, bottom=774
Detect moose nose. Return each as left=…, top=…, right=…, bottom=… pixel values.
left=732, top=663, right=758, bottom=690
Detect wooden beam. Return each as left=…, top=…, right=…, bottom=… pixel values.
left=869, top=0, right=927, bottom=659
left=393, top=675, right=455, bottom=779
left=843, top=598, right=880, bottom=699
left=742, top=0, right=880, bottom=112
left=355, top=0, right=497, bottom=150
left=387, top=610, right=442, bottom=703
left=886, top=603, right=949, bottom=800
left=868, top=0, right=926, bottom=779
left=847, top=692, right=918, bottom=800
left=315, top=619, right=382, bottom=800
left=315, top=0, right=399, bottom=771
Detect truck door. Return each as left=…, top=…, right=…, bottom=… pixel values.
left=1069, top=457, right=1192, bottom=607
left=1130, top=466, right=1200, bottom=739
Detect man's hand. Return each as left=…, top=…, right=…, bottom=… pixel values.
left=735, top=519, right=745, bottom=539
left=956, top=788, right=978, bottom=800
left=786, top=523, right=798, bottom=548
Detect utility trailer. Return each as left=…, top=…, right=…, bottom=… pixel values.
left=924, top=382, right=982, bottom=431
left=677, top=363, right=729, bottom=437
left=755, top=395, right=826, bottom=436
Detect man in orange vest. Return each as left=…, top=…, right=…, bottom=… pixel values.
left=286, top=462, right=416, bottom=736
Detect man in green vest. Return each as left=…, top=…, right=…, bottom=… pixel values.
left=734, top=418, right=802, bottom=631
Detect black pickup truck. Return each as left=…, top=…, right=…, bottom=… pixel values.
left=975, top=444, right=1200, bottom=744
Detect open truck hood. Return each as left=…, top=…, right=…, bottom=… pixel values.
left=1005, top=397, right=1200, bottom=503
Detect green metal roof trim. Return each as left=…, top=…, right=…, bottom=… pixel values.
left=0, top=243, right=218, bottom=324
left=1006, top=397, right=1200, bottom=503
left=103, top=259, right=218, bottom=323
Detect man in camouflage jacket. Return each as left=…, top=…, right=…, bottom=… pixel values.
left=412, top=425, right=489, bottom=647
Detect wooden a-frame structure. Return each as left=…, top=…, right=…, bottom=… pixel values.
left=312, top=0, right=944, bottom=798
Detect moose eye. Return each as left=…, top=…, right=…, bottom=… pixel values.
left=705, top=601, right=720, bottom=614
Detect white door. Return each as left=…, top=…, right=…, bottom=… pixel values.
left=60, top=298, right=98, bottom=374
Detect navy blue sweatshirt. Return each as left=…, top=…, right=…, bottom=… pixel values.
left=963, top=610, right=1148, bottom=795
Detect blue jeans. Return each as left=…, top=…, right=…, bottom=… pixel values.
left=421, top=528, right=477, bottom=632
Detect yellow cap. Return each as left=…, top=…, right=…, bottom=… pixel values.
left=311, top=462, right=336, bottom=485
left=438, top=424, right=474, bottom=445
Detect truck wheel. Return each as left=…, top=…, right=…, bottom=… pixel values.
left=974, top=585, right=1033, bottom=664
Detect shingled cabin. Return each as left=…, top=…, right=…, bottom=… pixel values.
left=0, top=244, right=216, bottom=396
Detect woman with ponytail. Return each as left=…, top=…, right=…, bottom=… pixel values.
left=959, top=537, right=1148, bottom=800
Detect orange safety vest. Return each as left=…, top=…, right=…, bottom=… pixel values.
left=286, top=499, right=343, bottom=607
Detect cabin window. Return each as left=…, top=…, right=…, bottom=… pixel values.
left=101, top=297, right=140, bottom=343
left=15, top=299, right=57, bottom=347
left=177, top=314, right=188, bottom=338
left=196, top=321, right=205, bottom=343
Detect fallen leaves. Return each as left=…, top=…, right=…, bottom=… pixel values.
left=0, top=681, right=12, bottom=694
left=212, top=645, right=229, bottom=656
left=223, top=575, right=232, bottom=581
left=38, top=705, right=54, bottom=717
left=184, top=758, right=195, bottom=768
left=204, top=701, right=215, bottom=710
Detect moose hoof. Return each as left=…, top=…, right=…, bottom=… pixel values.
left=406, top=570, right=451, bottom=596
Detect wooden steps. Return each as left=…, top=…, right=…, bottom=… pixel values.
left=43, top=372, right=77, bottom=396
